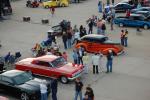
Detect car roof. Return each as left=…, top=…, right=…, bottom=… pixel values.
left=35, top=55, right=59, bottom=62
left=1, top=70, right=24, bottom=78
left=135, top=11, right=150, bottom=13
left=81, top=34, right=107, bottom=40
left=130, top=13, right=144, bottom=16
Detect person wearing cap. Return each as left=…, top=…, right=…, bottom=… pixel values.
left=82, top=52, right=89, bottom=74
left=106, top=50, right=113, bottom=73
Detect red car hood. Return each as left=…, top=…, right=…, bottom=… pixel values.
left=56, top=63, right=83, bottom=74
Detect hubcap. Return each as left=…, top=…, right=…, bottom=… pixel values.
left=61, top=77, right=67, bottom=83
left=21, top=93, right=28, bottom=100
left=144, top=25, right=148, bottom=29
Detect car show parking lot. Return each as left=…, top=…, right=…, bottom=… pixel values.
left=1, top=0, right=150, bottom=100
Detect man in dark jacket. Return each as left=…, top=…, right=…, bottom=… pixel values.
left=74, top=78, right=83, bottom=100
left=51, top=78, right=58, bottom=100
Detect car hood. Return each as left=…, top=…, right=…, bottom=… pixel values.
left=56, top=63, right=82, bottom=74
left=18, top=78, right=47, bottom=92
left=104, top=40, right=120, bottom=45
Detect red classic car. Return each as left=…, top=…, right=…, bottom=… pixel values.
left=15, top=55, right=84, bottom=84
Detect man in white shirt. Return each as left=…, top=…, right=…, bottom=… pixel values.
left=40, top=83, right=48, bottom=100
left=91, top=53, right=100, bottom=74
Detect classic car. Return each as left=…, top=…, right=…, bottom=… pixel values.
left=15, top=55, right=84, bottom=84
left=114, top=14, right=150, bottom=29
left=131, top=7, right=150, bottom=13
left=75, top=34, right=124, bottom=55
left=0, top=70, right=51, bottom=100
left=43, top=0, right=69, bottom=8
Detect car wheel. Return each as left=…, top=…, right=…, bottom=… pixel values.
left=60, top=76, right=68, bottom=84
left=119, top=23, right=123, bottom=27
left=20, top=92, right=29, bottom=100
left=45, top=5, right=49, bottom=9
left=143, top=24, right=148, bottom=29
left=61, top=4, right=66, bottom=7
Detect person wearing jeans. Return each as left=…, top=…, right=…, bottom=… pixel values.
left=74, top=78, right=83, bottom=100
left=106, top=50, right=113, bottom=73
left=40, top=83, right=47, bottom=100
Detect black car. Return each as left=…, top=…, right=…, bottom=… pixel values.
left=0, top=70, right=51, bottom=100
left=131, top=7, right=150, bottom=13
left=113, top=3, right=134, bottom=12
left=132, top=11, right=150, bottom=17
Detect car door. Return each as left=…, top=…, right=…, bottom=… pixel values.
left=130, top=16, right=144, bottom=27
left=33, top=61, right=53, bottom=77
left=0, top=76, right=20, bottom=95
left=85, top=38, right=95, bottom=52
left=125, top=16, right=135, bottom=26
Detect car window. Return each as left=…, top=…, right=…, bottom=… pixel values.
left=13, top=72, right=32, bottom=85
left=51, top=57, right=67, bottom=67
left=116, top=4, right=122, bottom=7
left=35, top=61, right=51, bottom=67
left=1, top=76, right=13, bottom=84
left=82, top=37, right=93, bottom=42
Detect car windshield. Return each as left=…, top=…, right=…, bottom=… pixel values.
left=13, top=72, right=33, bottom=85
left=51, top=57, right=67, bottom=67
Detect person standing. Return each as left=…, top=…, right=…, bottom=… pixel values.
left=126, top=9, right=131, bottom=17
left=98, top=1, right=102, bottom=13
left=51, top=78, right=58, bottom=100
left=101, top=22, right=106, bottom=35
left=91, top=53, right=100, bottom=74
left=40, top=82, right=48, bottom=100
left=97, top=19, right=102, bottom=34
left=110, top=15, right=114, bottom=30
left=77, top=46, right=84, bottom=64
left=88, top=19, right=94, bottom=34
left=74, top=78, right=83, bottom=100
left=82, top=52, right=89, bottom=74
left=72, top=49, right=78, bottom=64
left=98, top=52, right=103, bottom=72
left=124, top=29, right=128, bottom=47
left=106, top=50, right=113, bottom=73
left=62, top=32, right=68, bottom=49
left=50, top=6, right=55, bottom=17
left=120, top=30, right=125, bottom=46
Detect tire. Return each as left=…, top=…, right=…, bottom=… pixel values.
left=60, top=76, right=68, bottom=84
left=20, top=92, right=29, bottom=100
left=45, top=5, right=49, bottom=9
left=61, top=4, right=65, bottom=7
left=143, top=24, right=148, bottom=29
left=119, top=23, right=123, bottom=27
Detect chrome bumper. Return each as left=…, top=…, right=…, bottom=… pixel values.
left=68, top=71, right=83, bottom=81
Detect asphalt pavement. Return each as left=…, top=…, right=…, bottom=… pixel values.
left=0, top=0, right=150, bottom=100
